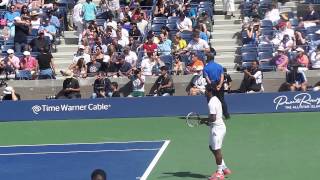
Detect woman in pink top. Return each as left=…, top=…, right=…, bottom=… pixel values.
left=296, top=47, right=309, bottom=69
left=19, top=51, right=38, bottom=72
left=274, top=47, right=288, bottom=71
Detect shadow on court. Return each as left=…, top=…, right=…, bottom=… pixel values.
left=160, top=171, right=208, bottom=179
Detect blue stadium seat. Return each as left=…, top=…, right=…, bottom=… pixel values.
left=151, top=24, right=164, bottom=32
left=258, top=43, right=273, bottom=53
left=260, top=20, right=273, bottom=28
left=154, top=17, right=167, bottom=20
left=153, top=19, right=167, bottom=24
left=258, top=52, right=273, bottom=61
left=259, top=61, right=275, bottom=72
left=167, top=16, right=179, bottom=24
left=159, top=55, right=173, bottom=70
left=307, top=26, right=320, bottom=34
left=96, top=19, right=105, bottom=27
left=289, top=18, right=299, bottom=28
left=2, top=45, right=14, bottom=53
left=166, top=23, right=178, bottom=31
left=242, top=52, right=258, bottom=62
left=241, top=44, right=258, bottom=53
left=261, top=28, right=274, bottom=36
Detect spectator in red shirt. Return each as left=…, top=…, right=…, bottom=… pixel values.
left=18, top=51, right=38, bottom=79
left=296, top=47, right=309, bottom=69
left=143, top=35, right=157, bottom=54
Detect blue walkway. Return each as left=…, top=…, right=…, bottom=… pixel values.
left=0, top=141, right=169, bottom=180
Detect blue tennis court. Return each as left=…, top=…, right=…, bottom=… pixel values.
left=0, top=140, right=170, bottom=180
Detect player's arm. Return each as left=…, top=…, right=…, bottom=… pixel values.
left=208, top=114, right=216, bottom=122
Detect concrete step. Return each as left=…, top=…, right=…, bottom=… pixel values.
left=211, top=30, right=240, bottom=39
left=214, top=19, right=242, bottom=25
left=210, top=39, right=240, bottom=46
left=55, top=44, right=79, bottom=53
left=214, top=15, right=241, bottom=21
left=212, top=24, right=242, bottom=30
left=214, top=45, right=240, bottom=53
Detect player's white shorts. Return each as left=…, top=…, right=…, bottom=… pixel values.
left=209, top=124, right=226, bottom=150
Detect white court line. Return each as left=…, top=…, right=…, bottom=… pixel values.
left=0, top=148, right=160, bottom=156
left=0, top=140, right=166, bottom=148
left=139, top=140, right=170, bottom=180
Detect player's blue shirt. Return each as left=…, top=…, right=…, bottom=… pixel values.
left=203, top=61, right=224, bottom=83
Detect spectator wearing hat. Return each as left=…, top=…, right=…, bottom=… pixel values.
left=39, top=17, right=56, bottom=42
left=56, top=70, right=81, bottom=99
left=37, top=47, right=55, bottom=79
left=294, top=30, right=306, bottom=48
left=82, top=0, right=97, bottom=28
left=286, top=63, right=307, bottom=92
left=73, top=45, right=91, bottom=65
left=272, top=46, right=289, bottom=71
left=18, top=51, right=38, bottom=79
left=29, top=30, right=50, bottom=52
left=2, top=86, right=20, bottom=101
left=30, top=10, right=41, bottom=36
left=1, top=49, right=20, bottom=75
left=14, top=15, right=30, bottom=53
left=153, top=66, right=174, bottom=96
left=4, top=5, right=20, bottom=37
left=189, top=66, right=207, bottom=95
left=184, top=3, right=197, bottom=25
left=176, top=12, right=192, bottom=32
left=296, top=47, right=309, bottom=69
left=310, top=45, right=320, bottom=70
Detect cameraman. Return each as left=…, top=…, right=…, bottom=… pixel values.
left=238, top=60, right=263, bottom=93
left=128, top=68, right=145, bottom=97
left=92, top=71, right=112, bottom=98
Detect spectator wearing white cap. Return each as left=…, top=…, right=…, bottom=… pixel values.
left=296, top=47, right=309, bottom=70
left=1, top=49, right=20, bottom=75
left=189, top=66, right=207, bottom=96
left=272, top=46, right=288, bottom=72
left=73, top=45, right=91, bottom=64
left=2, top=86, right=20, bottom=101
left=18, top=51, right=38, bottom=79
left=4, top=5, right=20, bottom=37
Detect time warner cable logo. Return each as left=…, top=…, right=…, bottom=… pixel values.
left=31, top=103, right=111, bottom=114
left=32, top=105, right=42, bottom=114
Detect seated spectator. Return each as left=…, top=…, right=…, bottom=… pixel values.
left=310, top=45, right=320, bottom=70
left=151, top=55, right=165, bottom=76
left=128, top=68, right=145, bottom=97
left=2, top=86, right=20, bottom=101
left=143, top=35, right=157, bottom=54
left=65, top=57, right=87, bottom=78
left=120, top=6, right=132, bottom=21
left=172, top=34, right=187, bottom=53
left=272, top=46, right=289, bottom=71
left=141, top=52, right=156, bottom=76
left=157, top=33, right=172, bottom=56
left=116, top=55, right=132, bottom=77
left=39, top=17, right=57, bottom=42
left=189, top=66, right=206, bottom=95
left=223, top=67, right=232, bottom=93
left=264, top=3, right=280, bottom=25
left=4, top=5, right=20, bottom=37
left=294, top=30, right=306, bottom=48
left=94, top=37, right=108, bottom=54
left=129, top=23, right=141, bottom=40
left=194, top=26, right=208, bottom=42
left=73, top=45, right=91, bottom=64
left=186, top=53, right=204, bottom=74
left=116, top=29, right=129, bottom=47
left=286, top=63, right=307, bottom=91
left=117, top=21, right=129, bottom=38
left=176, top=12, right=192, bottom=32
left=110, top=81, right=120, bottom=97
left=185, top=32, right=210, bottom=53
left=173, top=55, right=184, bottom=75
left=14, top=16, right=30, bottom=53
left=238, top=60, right=263, bottom=93
left=47, top=10, right=60, bottom=30
left=29, top=30, right=50, bottom=52
left=92, top=71, right=112, bottom=98
left=136, top=12, right=148, bottom=35
left=1, top=49, right=20, bottom=75
left=0, top=0, right=9, bottom=9
left=124, top=46, right=138, bottom=68
left=18, top=51, right=38, bottom=79
left=94, top=45, right=108, bottom=64
left=87, top=55, right=102, bottom=77
left=244, top=22, right=260, bottom=45
left=295, top=47, right=309, bottom=69
left=30, top=10, right=41, bottom=36
left=37, top=47, right=55, bottom=79
left=153, top=66, right=175, bottom=96
left=299, top=4, right=319, bottom=28
left=154, top=0, right=167, bottom=17
left=279, top=34, right=294, bottom=52
left=56, top=70, right=81, bottom=99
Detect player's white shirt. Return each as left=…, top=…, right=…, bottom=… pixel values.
left=208, top=96, right=225, bottom=126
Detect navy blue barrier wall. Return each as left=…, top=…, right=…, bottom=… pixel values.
left=1, top=91, right=320, bottom=122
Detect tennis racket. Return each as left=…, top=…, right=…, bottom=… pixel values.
left=185, top=112, right=201, bottom=127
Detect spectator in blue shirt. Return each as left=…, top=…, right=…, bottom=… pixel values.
left=39, top=17, right=57, bottom=42
left=82, top=0, right=97, bottom=27
left=157, top=33, right=172, bottom=55
left=4, top=5, right=20, bottom=37
left=184, top=3, right=197, bottom=26
left=195, top=26, right=208, bottom=42
left=47, top=10, right=61, bottom=29
left=203, top=53, right=230, bottom=119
